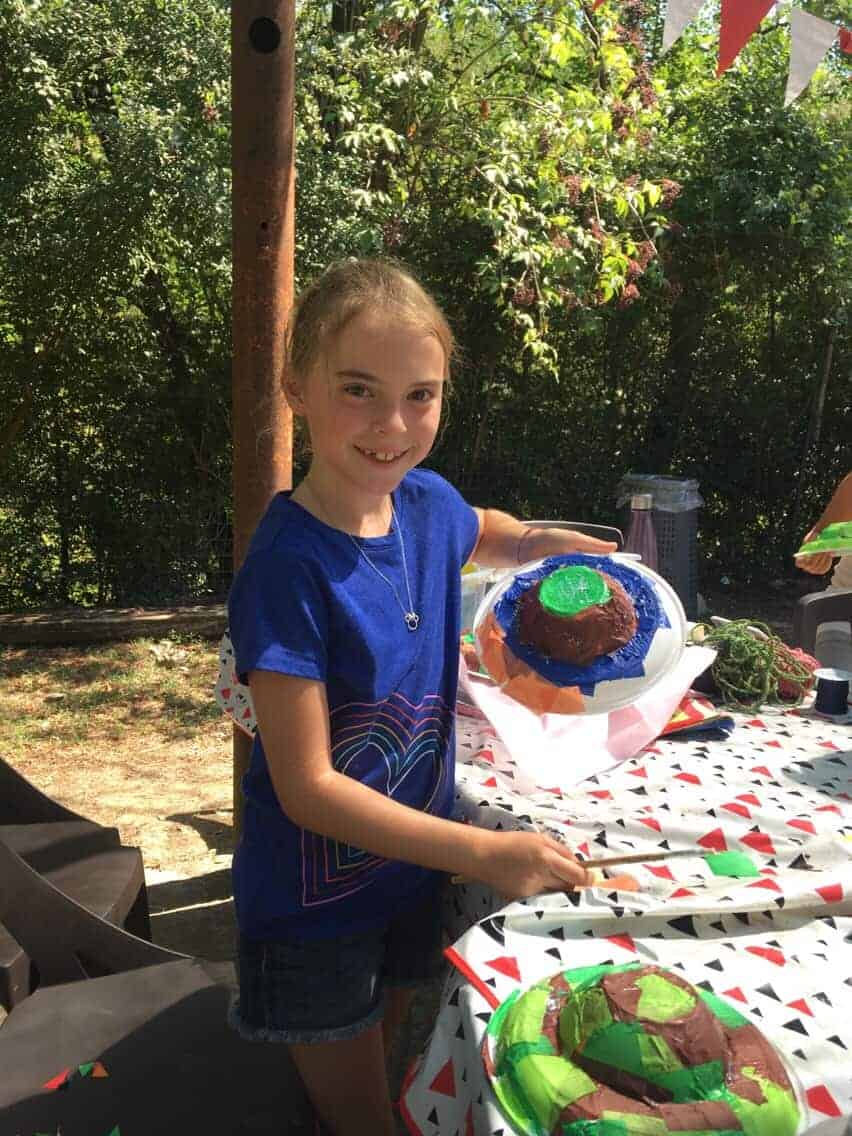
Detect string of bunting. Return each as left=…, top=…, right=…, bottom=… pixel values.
left=591, top=0, right=851, bottom=103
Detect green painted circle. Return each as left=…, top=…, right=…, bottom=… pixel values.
left=538, top=566, right=610, bottom=617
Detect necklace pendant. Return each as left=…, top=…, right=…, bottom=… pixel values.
left=404, top=611, right=420, bottom=631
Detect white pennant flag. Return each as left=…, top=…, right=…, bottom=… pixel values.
left=785, top=8, right=839, bottom=105
left=662, top=0, right=707, bottom=52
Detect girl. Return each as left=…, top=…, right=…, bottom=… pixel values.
left=227, top=258, right=617, bottom=1135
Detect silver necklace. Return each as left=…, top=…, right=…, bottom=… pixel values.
left=349, top=504, right=420, bottom=631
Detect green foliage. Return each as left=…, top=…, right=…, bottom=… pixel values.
left=0, top=0, right=849, bottom=607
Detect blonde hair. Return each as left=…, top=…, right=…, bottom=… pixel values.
left=286, top=258, right=455, bottom=384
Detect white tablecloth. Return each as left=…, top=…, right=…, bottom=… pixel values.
left=401, top=702, right=852, bottom=1135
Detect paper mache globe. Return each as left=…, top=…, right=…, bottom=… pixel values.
left=472, top=553, right=687, bottom=715
left=482, top=961, right=802, bottom=1136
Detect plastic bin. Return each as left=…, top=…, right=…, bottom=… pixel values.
left=617, top=475, right=703, bottom=619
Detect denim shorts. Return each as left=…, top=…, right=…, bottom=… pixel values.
left=228, top=885, right=445, bottom=1044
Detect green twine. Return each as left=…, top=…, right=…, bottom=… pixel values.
left=698, top=620, right=813, bottom=711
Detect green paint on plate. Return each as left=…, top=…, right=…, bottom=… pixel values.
left=704, top=850, right=760, bottom=878
left=635, top=973, right=696, bottom=1022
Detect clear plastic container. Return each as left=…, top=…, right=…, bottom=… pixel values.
left=460, top=567, right=495, bottom=632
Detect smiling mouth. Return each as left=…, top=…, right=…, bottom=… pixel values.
left=356, top=447, right=410, bottom=464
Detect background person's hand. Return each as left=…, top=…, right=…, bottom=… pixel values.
left=475, top=830, right=593, bottom=900
left=795, top=526, right=834, bottom=576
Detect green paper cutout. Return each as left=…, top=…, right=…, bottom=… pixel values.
left=516, top=1055, right=597, bottom=1131
left=635, top=974, right=696, bottom=1022
left=657, top=1059, right=725, bottom=1101
left=718, top=1066, right=799, bottom=1136
left=540, top=566, right=610, bottom=617
left=78, top=1061, right=94, bottom=1077
left=696, top=988, right=749, bottom=1029
left=501, top=985, right=551, bottom=1051
left=498, top=1037, right=556, bottom=1078
left=637, top=1032, right=683, bottom=1078
left=580, top=1021, right=646, bottom=1079
left=580, top=986, right=613, bottom=1043
left=561, top=1120, right=633, bottom=1135
left=562, top=961, right=641, bottom=992
left=704, top=850, right=760, bottom=878
left=493, top=1063, right=543, bottom=1136
left=486, top=987, right=520, bottom=1039
left=601, top=1114, right=669, bottom=1134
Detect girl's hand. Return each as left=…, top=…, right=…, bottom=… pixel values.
left=474, top=831, right=593, bottom=900
left=520, top=526, right=617, bottom=564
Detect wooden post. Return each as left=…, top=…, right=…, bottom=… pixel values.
left=231, top=2, right=295, bottom=833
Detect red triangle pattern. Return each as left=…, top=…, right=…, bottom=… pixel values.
left=698, top=828, right=727, bottom=852
left=819, top=741, right=839, bottom=750
left=638, top=817, right=662, bottom=832
left=787, top=998, right=813, bottom=1017
left=747, top=877, right=782, bottom=893
left=787, top=818, right=816, bottom=835
left=722, top=802, right=752, bottom=819
left=740, top=831, right=776, bottom=856
left=816, top=883, right=843, bottom=904
left=485, top=955, right=522, bottom=982
left=750, top=765, right=772, bottom=778
left=744, top=717, right=767, bottom=728
left=723, top=986, right=747, bottom=1003
left=816, top=804, right=842, bottom=814
left=645, top=864, right=675, bottom=881
left=588, top=790, right=612, bottom=800
left=429, top=1058, right=456, bottom=1098
left=746, top=945, right=786, bottom=967
left=674, top=772, right=701, bottom=785
left=670, top=887, right=695, bottom=899
left=764, top=739, right=782, bottom=748
left=605, top=933, right=637, bottom=954
left=736, top=793, right=761, bottom=806
left=482, top=776, right=497, bottom=788
left=465, top=1103, right=475, bottom=1136
left=220, top=687, right=231, bottom=700
left=628, top=766, right=648, bottom=778
left=807, top=1085, right=842, bottom=1117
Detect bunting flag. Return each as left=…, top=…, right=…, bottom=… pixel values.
left=662, top=0, right=707, bottom=52
left=717, top=0, right=775, bottom=75
left=785, top=9, right=841, bottom=105
left=839, top=28, right=852, bottom=54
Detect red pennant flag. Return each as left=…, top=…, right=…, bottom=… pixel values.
left=718, top=0, right=774, bottom=75
left=839, top=28, right=852, bottom=53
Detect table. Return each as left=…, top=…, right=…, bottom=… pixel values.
left=401, top=701, right=852, bottom=1135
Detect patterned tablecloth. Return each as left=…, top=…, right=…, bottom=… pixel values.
left=401, top=701, right=852, bottom=1135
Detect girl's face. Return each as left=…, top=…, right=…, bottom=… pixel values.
left=288, top=312, right=445, bottom=504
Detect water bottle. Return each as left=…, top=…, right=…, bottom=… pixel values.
left=624, top=493, right=658, bottom=572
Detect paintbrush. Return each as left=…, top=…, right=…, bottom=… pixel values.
left=450, top=847, right=701, bottom=885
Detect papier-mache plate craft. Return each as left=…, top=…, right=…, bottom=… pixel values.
left=482, top=961, right=803, bottom=1136
left=795, top=522, right=852, bottom=559
left=473, top=553, right=687, bottom=715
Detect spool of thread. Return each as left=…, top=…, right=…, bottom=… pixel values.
left=813, top=667, right=851, bottom=717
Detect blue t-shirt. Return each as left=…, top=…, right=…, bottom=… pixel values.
left=228, top=469, right=480, bottom=941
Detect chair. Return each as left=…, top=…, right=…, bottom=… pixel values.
left=0, top=755, right=150, bottom=1008
left=525, top=520, right=624, bottom=550
left=792, top=588, right=852, bottom=657
left=0, top=837, right=313, bottom=1133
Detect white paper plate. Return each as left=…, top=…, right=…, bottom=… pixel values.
left=472, top=553, right=687, bottom=715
